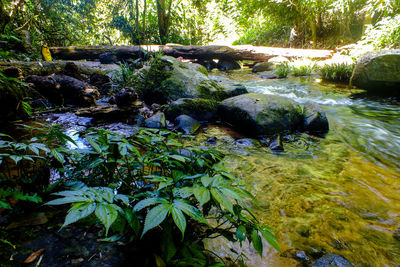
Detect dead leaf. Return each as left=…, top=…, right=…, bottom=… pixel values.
left=24, top=248, right=45, bottom=263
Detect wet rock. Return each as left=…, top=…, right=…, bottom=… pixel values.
left=206, top=136, right=217, bottom=144
left=350, top=50, right=400, bottom=94
left=166, top=98, right=218, bottom=121
left=303, top=101, right=329, bottom=135
left=217, top=59, right=241, bottom=71
left=258, top=71, right=278, bottom=79
left=99, top=52, right=117, bottom=64
left=311, top=253, right=353, bottom=267
left=218, top=93, right=303, bottom=136
left=151, top=103, right=161, bottom=113
left=282, top=249, right=311, bottom=266
left=135, top=56, right=231, bottom=104
left=144, top=112, right=166, bottom=129
left=175, top=115, right=201, bottom=134
left=115, top=87, right=138, bottom=108
left=221, top=83, right=248, bottom=97
left=235, top=138, right=259, bottom=146
left=252, top=61, right=273, bottom=73
left=89, top=72, right=113, bottom=94
left=269, top=135, right=284, bottom=151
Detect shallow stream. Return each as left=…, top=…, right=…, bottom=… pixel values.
left=201, top=71, right=400, bottom=266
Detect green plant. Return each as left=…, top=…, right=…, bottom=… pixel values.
left=319, top=63, right=354, bottom=82
left=46, top=128, right=280, bottom=265
left=291, top=63, right=315, bottom=76
left=274, top=62, right=290, bottom=78
left=115, top=62, right=137, bottom=89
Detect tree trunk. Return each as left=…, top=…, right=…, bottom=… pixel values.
left=47, top=45, right=333, bottom=61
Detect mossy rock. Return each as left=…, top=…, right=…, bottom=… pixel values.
left=134, top=56, right=231, bottom=104
left=217, top=93, right=303, bottom=136
left=350, top=50, right=400, bottom=93
left=166, top=98, right=218, bottom=121
left=0, top=71, right=29, bottom=123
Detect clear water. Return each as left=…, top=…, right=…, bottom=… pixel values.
left=202, top=71, right=400, bottom=266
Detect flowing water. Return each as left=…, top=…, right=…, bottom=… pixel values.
left=37, top=70, right=400, bottom=266
left=201, top=71, right=400, bottom=266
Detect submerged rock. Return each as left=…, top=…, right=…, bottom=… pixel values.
left=350, top=50, right=400, bottom=93
left=144, top=112, right=166, bottom=129
left=218, top=93, right=303, bottom=136
left=166, top=98, right=218, bottom=121
left=135, top=56, right=232, bottom=104
left=311, top=253, right=353, bottom=267
left=175, top=115, right=201, bottom=134
left=269, top=135, right=284, bottom=151
left=302, top=101, right=329, bottom=135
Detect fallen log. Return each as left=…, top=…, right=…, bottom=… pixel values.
left=0, top=61, right=120, bottom=77
left=49, top=45, right=333, bottom=62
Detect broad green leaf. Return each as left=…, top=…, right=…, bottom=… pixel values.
left=115, top=194, right=130, bottom=206
left=201, top=175, right=213, bottom=187
left=171, top=206, right=186, bottom=237
left=85, top=158, right=104, bottom=169
left=86, top=136, right=102, bottom=153
left=142, top=203, right=170, bottom=237
left=193, top=187, right=210, bottom=206
left=62, top=202, right=96, bottom=228
left=10, top=155, right=23, bottom=165
left=52, top=190, right=83, bottom=197
left=123, top=209, right=141, bottom=235
left=172, top=199, right=207, bottom=225
left=46, top=196, right=90, bottom=205
left=133, top=197, right=168, bottom=211
left=30, top=142, right=50, bottom=153
left=219, top=187, right=242, bottom=201
left=169, top=155, right=186, bottom=162
left=251, top=229, right=263, bottom=256
left=260, top=228, right=281, bottom=252
left=172, top=187, right=193, bottom=198
left=236, top=225, right=246, bottom=242
left=118, top=142, right=129, bottom=156
left=98, top=235, right=121, bottom=242
left=95, top=203, right=119, bottom=236
left=97, top=187, right=114, bottom=203
left=210, top=188, right=233, bottom=213
left=51, top=149, right=65, bottom=164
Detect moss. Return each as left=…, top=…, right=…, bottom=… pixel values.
left=167, top=98, right=218, bottom=121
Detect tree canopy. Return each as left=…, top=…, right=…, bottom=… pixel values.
left=0, top=0, right=399, bottom=49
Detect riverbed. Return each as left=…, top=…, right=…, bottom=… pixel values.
left=200, top=70, right=400, bottom=266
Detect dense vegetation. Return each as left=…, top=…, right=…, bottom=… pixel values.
left=0, top=0, right=399, bottom=49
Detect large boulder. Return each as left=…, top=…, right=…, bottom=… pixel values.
left=218, top=93, right=303, bottom=136
left=144, top=112, right=166, bottom=129
left=350, top=50, right=400, bottom=93
left=166, top=98, right=218, bottom=121
left=252, top=61, right=273, bottom=73
left=135, top=56, right=232, bottom=104
left=217, top=59, right=241, bottom=71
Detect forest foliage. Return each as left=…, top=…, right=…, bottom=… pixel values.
left=0, top=0, right=399, bottom=49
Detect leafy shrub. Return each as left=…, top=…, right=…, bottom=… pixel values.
left=319, top=63, right=354, bottom=82
left=45, top=128, right=280, bottom=265
left=115, top=62, right=137, bottom=89
left=274, top=62, right=290, bottom=78
left=291, top=60, right=316, bottom=77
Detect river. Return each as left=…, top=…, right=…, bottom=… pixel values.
left=202, top=71, right=400, bottom=266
